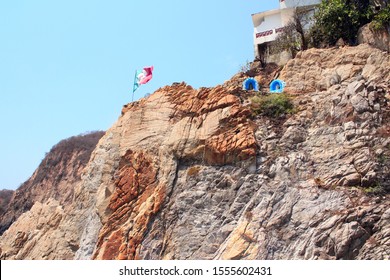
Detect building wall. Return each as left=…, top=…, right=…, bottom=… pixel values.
left=252, top=0, right=321, bottom=62
left=254, top=12, right=282, bottom=45
left=253, top=8, right=296, bottom=57
left=267, top=49, right=292, bottom=65
left=253, top=9, right=295, bottom=45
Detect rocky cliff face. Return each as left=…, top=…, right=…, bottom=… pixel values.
left=0, top=44, right=389, bottom=260
left=0, top=132, right=104, bottom=258
left=0, top=190, right=14, bottom=217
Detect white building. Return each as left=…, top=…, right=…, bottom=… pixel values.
left=252, top=0, right=321, bottom=64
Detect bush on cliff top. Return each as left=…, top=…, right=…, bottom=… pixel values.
left=251, top=93, right=294, bottom=118
left=310, top=0, right=373, bottom=46
left=372, top=6, right=390, bottom=30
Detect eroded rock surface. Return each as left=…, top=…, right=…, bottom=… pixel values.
left=0, top=44, right=389, bottom=260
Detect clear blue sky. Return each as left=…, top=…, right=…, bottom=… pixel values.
left=0, top=0, right=278, bottom=190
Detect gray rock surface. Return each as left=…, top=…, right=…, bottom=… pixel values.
left=0, top=45, right=389, bottom=260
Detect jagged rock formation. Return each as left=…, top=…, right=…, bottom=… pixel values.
left=0, top=44, right=389, bottom=260
left=0, top=132, right=104, bottom=258
left=0, top=190, right=13, bottom=216
left=358, top=23, right=390, bottom=52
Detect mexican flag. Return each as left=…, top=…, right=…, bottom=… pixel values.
left=133, top=66, right=154, bottom=93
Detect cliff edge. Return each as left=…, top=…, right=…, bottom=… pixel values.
left=0, top=44, right=389, bottom=260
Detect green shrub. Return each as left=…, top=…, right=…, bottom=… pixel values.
left=372, top=6, right=390, bottom=30
left=251, top=93, right=294, bottom=117
left=310, top=0, right=373, bottom=46
left=363, top=184, right=384, bottom=195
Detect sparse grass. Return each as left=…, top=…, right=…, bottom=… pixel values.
left=239, top=60, right=258, bottom=77
left=239, top=60, right=252, bottom=74
left=250, top=93, right=295, bottom=118
left=362, top=184, right=385, bottom=195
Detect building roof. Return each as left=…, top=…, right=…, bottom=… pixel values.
left=251, top=8, right=282, bottom=27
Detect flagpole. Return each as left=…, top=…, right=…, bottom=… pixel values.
left=132, top=69, right=137, bottom=102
